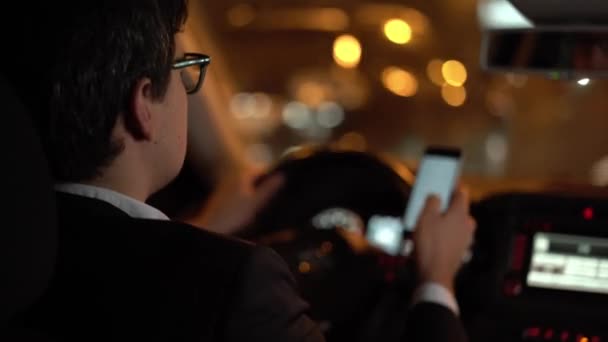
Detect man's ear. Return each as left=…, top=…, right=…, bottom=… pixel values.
left=125, top=78, right=155, bottom=141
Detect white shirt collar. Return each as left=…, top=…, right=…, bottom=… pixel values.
left=55, top=183, right=170, bottom=221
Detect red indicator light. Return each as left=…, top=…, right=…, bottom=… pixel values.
left=503, top=279, right=522, bottom=297
left=561, top=331, right=570, bottom=342
left=544, top=329, right=555, bottom=340
left=524, top=327, right=541, bottom=338
left=584, top=207, right=594, bottom=220
left=512, top=234, right=527, bottom=271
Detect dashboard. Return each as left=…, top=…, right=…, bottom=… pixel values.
left=463, top=193, right=608, bottom=342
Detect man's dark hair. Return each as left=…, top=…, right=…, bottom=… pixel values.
left=3, top=0, right=188, bottom=182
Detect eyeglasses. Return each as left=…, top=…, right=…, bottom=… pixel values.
left=172, top=53, right=211, bottom=94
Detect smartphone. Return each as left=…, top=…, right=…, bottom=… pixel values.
left=403, top=147, right=462, bottom=232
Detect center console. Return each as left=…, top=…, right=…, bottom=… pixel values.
left=464, top=193, right=608, bottom=342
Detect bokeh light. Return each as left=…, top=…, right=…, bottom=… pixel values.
left=383, top=19, right=412, bottom=45
left=442, top=60, right=468, bottom=87
left=333, top=35, right=362, bottom=68
left=382, top=67, right=418, bottom=97
left=441, top=84, right=467, bottom=107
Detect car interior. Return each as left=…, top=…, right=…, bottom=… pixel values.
left=4, top=0, right=608, bottom=341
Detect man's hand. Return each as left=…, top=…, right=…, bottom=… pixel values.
left=186, top=169, right=284, bottom=235
left=413, top=189, right=477, bottom=293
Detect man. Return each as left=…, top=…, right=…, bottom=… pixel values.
left=3, top=1, right=475, bottom=341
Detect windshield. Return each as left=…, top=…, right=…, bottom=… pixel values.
left=194, top=0, right=608, bottom=196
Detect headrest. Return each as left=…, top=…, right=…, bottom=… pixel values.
left=0, top=74, right=57, bottom=325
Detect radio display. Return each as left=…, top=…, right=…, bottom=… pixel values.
left=527, top=233, right=608, bottom=295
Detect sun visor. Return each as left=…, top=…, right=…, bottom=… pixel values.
left=478, top=0, right=532, bottom=30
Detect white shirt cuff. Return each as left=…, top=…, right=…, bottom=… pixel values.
left=411, top=282, right=459, bottom=316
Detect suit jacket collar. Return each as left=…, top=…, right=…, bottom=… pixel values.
left=55, top=183, right=169, bottom=220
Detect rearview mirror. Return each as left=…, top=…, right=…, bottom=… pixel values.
left=481, top=28, right=608, bottom=78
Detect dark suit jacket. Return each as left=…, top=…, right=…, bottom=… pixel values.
left=22, top=193, right=322, bottom=341
left=406, top=303, right=468, bottom=342
left=23, top=193, right=466, bottom=342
